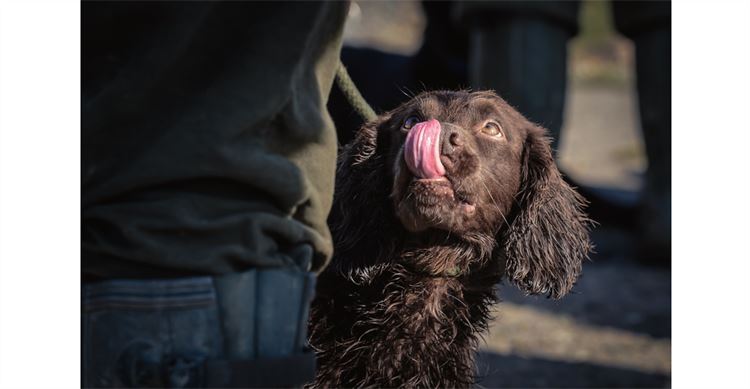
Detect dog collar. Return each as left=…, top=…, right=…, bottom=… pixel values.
left=443, top=266, right=462, bottom=277
left=425, top=266, right=463, bottom=278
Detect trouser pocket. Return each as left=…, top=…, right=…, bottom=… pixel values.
left=82, top=277, right=223, bottom=388
left=82, top=263, right=317, bottom=387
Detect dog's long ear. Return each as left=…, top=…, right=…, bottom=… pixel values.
left=327, top=115, right=396, bottom=275
left=501, top=125, right=591, bottom=299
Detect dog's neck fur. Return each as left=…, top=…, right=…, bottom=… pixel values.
left=309, top=245, right=501, bottom=388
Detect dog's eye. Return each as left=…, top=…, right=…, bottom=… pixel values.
left=481, top=121, right=503, bottom=137
left=403, top=116, right=421, bottom=130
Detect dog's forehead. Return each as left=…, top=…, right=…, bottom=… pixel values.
left=408, top=91, right=510, bottom=122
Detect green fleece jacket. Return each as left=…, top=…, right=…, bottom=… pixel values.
left=82, top=2, right=349, bottom=279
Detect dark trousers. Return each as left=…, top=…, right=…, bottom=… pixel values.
left=82, top=255, right=316, bottom=388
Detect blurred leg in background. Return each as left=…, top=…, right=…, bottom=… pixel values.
left=613, top=1, right=672, bottom=264
left=462, top=0, right=670, bottom=264
left=459, top=1, right=636, bottom=231
left=459, top=1, right=580, bottom=151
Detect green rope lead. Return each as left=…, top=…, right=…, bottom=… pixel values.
left=335, top=60, right=378, bottom=123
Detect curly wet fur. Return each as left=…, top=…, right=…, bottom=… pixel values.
left=309, top=91, right=591, bottom=388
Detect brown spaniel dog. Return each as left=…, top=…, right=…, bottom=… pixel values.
left=309, top=90, right=591, bottom=388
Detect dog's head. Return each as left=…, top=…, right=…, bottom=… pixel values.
left=331, top=90, right=590, bottom=298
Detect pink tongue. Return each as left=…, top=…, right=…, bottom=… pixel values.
left=404, top=119, right=446, bottom=179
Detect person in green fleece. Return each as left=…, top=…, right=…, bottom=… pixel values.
left=82, top=2, right=349, bottom=387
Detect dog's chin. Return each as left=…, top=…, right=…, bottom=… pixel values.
left=395, top=177, right=476, bottom=233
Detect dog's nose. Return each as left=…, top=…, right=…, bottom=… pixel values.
left=440, top=123, right=464, bottom=163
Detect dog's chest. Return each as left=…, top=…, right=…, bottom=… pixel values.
left=342, top=276, right=483, bottom=382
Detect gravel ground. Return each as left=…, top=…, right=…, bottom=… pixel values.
left=478, top=259, right=671, bottom=388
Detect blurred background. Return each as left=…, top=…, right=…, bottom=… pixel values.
left=332, top=1, right=671, bottom=387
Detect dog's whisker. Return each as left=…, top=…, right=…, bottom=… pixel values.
left=398, top=85, right=417, bottom=100
left=480, top=178, right=510, bottom=230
